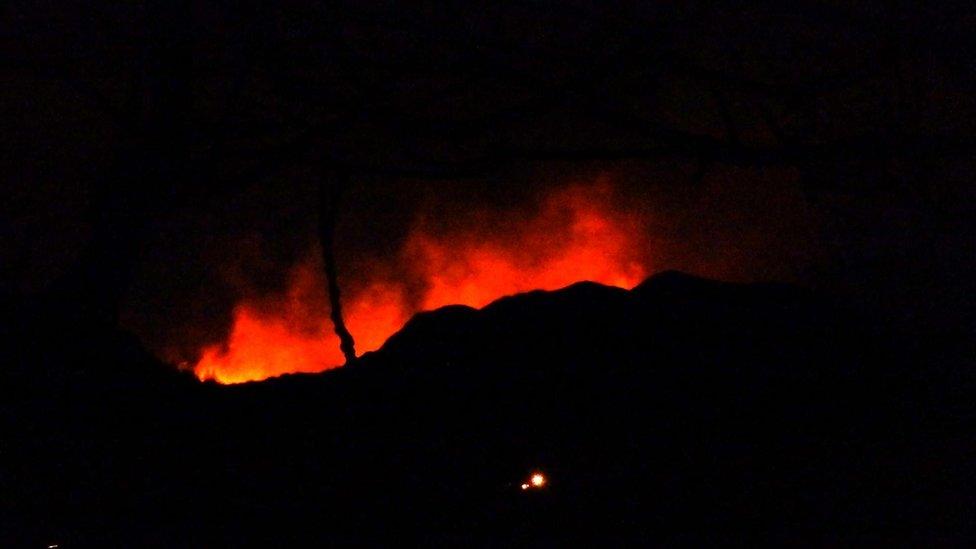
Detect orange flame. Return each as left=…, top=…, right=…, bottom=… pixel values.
left=194, top=179, right=651, bottom=384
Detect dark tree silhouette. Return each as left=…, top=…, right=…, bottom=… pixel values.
left=317, top=170, right=357, bottom=364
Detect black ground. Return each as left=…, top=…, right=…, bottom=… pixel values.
left=4, top=271, right=974, bottom=546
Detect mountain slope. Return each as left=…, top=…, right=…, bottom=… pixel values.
left=4, top=272, right=972, bottom=545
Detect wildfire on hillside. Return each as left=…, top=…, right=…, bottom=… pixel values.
left=194, top=179, right=652, bottom=384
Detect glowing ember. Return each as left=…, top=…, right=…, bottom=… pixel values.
left=193, top=179, right=651, bottom=383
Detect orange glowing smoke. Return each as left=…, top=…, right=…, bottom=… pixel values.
left=194, top=179, right=651, bottom=384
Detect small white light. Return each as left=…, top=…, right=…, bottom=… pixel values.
left=520, top=483, right=530, bottom=490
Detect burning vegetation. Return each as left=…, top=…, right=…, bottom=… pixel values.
left=193, top=180, right=651, bottom=383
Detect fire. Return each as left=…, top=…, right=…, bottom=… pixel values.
left=193, top=179, right=651, bottom=383
left=194, top=260, right=352, bottom=384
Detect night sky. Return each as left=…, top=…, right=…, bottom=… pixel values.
left=3, top=2, right=974, bottom=372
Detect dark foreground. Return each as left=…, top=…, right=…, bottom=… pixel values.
left=4, top=272, right=975, bottom=546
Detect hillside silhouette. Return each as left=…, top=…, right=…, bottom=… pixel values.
left=3, top=272, right=974, bottom=545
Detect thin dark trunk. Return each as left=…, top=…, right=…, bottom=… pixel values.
left=318, top=172, right=357, bottom=365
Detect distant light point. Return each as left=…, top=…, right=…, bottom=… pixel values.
left=531, top=473, right=546, bottom=487
left=521, top=471, right=547, bottom=491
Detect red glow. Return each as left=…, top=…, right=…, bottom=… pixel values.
left=193, top=179, right=651, bottom=384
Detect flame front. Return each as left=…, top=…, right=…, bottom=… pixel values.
left=194, top=179, right=651, bottom=383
